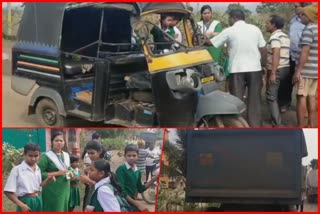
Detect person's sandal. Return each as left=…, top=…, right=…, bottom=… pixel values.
left=280, top=106, right=288, bottom=113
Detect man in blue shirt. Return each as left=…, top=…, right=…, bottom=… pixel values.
left=278, top=3, right=310, bottom=113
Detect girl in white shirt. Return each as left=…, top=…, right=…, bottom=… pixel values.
left=87, top=159, right=121, bottom=212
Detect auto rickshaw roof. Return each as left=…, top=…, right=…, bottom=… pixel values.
left=15, top=3, right=140, bottom=56
left=140, top=3, right=191, bottom=15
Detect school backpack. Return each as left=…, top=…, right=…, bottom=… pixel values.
left=103, top=183, right=133, bottom=212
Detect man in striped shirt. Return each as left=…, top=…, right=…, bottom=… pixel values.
left=293, top=4, right=318, bottom=127
left=265, top=15, right=290, bottom=126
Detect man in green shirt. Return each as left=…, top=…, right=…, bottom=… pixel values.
left=116, top=144, right=158, bottom=211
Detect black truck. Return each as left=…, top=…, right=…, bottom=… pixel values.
left=185, top=129, right=308, bottom=210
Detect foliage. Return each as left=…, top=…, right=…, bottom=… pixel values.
left=2, top=143, right=24, bottom=175
left=226, top=3, right=252, bottom=18
left=157, top=188, right=210, bottom=211
left=162, top=130, right=187, bottom=178
left=256, top=3, right=295, bottom=33
left=101, top=137, right=129, bottom=151
left=256, top=3, right=294, bottom=17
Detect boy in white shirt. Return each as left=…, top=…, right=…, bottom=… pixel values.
left=4, top=143, right=53, bottom=211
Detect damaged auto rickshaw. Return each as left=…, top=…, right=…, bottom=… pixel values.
left=11, top=2, right=247, bottom=127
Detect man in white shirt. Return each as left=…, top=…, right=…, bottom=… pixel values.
left=210, top=9, right=266, bottom=127
left=145, top=144, right=161, bottom=182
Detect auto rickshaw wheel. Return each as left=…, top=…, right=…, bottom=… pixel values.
left=35, top=98, right=65, bottom=126
left=198, top=115, right=249, bottom=128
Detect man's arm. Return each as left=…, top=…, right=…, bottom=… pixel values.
left=293, top=45, right=310, bottom=83
left=293, top=26, right=313, bottom=83
left=210, top=28, right=229, bottom=48
left=258, top=29, right=267, bottom=68
left=260, top=47, right=267, bottom=69
left=269, top=48, right=280, bottom=83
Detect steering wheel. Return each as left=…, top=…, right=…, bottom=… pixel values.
left=193, top=25, right=208, bottom=47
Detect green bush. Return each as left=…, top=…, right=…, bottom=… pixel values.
left=101, top=138, right=128, bottom=151
left=2, top=143, right=24, bottom=175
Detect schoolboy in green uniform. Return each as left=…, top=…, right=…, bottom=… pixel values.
left=116, top=144, right=158, bottom=211
left=151, top=14, right=175, bottom=51
left=4, top=143, right=53, bottom=211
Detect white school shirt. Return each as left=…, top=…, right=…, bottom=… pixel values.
left=95, top=177, right=121, bottom=212
left=210, top=20, right=266, bottom=74
left=173, top=26, right=182, bottom=43
left=4, top=161, right=42, bottom=197
left=125, top=161, right=138, bottom=172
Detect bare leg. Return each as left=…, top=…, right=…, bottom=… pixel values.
left=307, top=95, right=316, bottom=127
left=296, top=95, right=307, bottom=127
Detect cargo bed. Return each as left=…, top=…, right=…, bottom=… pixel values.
left=186, top=129, right=307, bottom=205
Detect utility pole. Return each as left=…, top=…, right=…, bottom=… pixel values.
left=7, top=3, right=12, bottom=36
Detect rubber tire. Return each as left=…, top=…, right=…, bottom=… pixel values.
left=132, top=91, right=154, bottom=103
left=198, top=115, right=249, bottom=128
left=35, top=98, right=65, bottom=126
left=141, top=185, right=156, bottom=205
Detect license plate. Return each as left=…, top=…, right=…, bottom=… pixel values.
left=201, top=76, right=215, bottom=84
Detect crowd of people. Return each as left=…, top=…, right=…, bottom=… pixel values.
left=150, top=3, right=318, bottom=127
left=4, top=132, right=159, bottom=212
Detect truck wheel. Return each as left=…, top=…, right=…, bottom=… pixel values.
left=198, top=115, right=249, bottom=128
left=35, top=98, right=65, bottom=126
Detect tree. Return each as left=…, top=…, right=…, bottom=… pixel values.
left=226, top=3, right=252, bottom=18
left=256, top=3, right=294, bottom=22
left=162, top=129, right=187, bottom=178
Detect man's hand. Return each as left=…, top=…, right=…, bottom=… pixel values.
left=268, top=73, right=276, bottom=84
left=20, top=203, right=31, bottom=212
left=293, top=69, right=302, bottom=84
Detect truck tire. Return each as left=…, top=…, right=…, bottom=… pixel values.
left=35, top=98, right=66, bottom=126
left=198, top=115, right=249, bottom=128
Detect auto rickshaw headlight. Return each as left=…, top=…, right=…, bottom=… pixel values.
left=166, top=69, right=201, bottom=93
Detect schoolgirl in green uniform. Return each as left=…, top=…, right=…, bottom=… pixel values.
left=69, top=155, right=81, bottom=211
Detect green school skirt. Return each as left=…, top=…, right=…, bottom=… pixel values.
left=17, top=194, right=43, bottom=212
left=69, top=185, right=81, bottom=208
